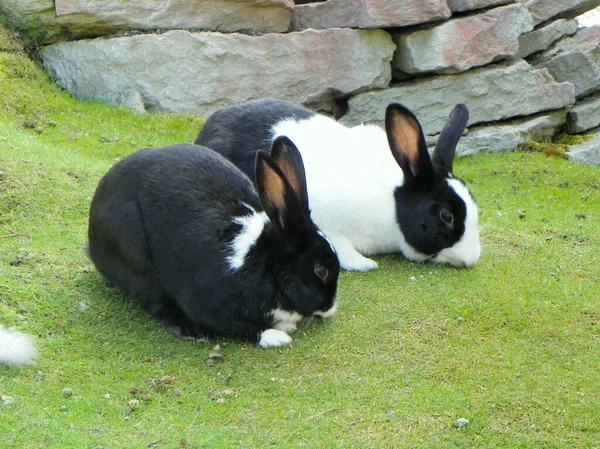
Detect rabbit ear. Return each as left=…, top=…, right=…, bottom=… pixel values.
left=255, top=150, right=311, bottom=234
left=385, top=103, right=434, bottom=186
left=269, top=136, right=309, bottom=214
left=432, top=104, right=469, bottom=175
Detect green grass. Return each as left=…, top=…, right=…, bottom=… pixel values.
left=1, top=27, right=599, bottom=448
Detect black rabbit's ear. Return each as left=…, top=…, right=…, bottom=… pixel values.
left=385, top=103, right=434, bottom=186
left=269, top=136, right=309, bottom=214
left=255, top=150, right=311, bottom=234
left=432, top=104, right=469, bottom=175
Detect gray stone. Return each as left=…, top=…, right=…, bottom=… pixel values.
left=453, top=110, right=567, bottom=156
left=0, top=0, right=61, bottom=43
left=292, top=0, right=451, bottom=30
left=393, top=4, right=532, bottom=75
left=40, top=28, right=394, bottom=116
left=517, top=0, right=600, bottom=26
left=342, top=60, right=575, bottom=135
left=55, top=0, right=294, bottom=36
left=567, top=95, right=600, bottom=133
left=532, top=26, right=600, bottom=98
left=567, top=130, right=600, bottom=165
left=517, top=19, right=579, bottom=58
left=98, top=90, right=147, bottom=114
left=447, top=0, right=513, bottom=13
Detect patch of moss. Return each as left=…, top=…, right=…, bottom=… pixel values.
left=516, top=140, right=568, bottom=159
left=558, top=133, right=595, bottom=146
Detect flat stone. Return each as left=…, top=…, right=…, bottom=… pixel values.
left=517, top=0, right=600, bottom=26
left=567, top=130, right=600, bottom=165
left=447, top=0, right=513, bottom=13
left=451, top=110, right=567, bottom=156
left=55, top=0, right=295, bottom=36
left=567, top=95, right=600, bottom=133
left=292, top=0, right=451, bottom=30
left=40, top=28, right=394, bottom=116
left=393, top=4, right=532, bottom=75
left=531, top=26, right=600, bottom=98
left=342, top=60, right=575, bottom=135
left=517, top=19, right=579, bottom=58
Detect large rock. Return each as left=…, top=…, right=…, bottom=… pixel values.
left=453, top=110, right=567, bottom=155
left=517, top=19, right=579, bottom=58
left=0, top=0, right=61, bottom=43
left=55, top=0, right=295, bottom=36
left=567, top=131, right=600, bottom=165
left=40, top=28, right=394, bottom=115
left=531, top=26, right=600, bottom=98
left=517, top=0, right=600, bottom=26
left=393, top=4, right=532, bottom=75
left=292, top=0, right=451, bottom=30
left=567, top=95, right=600, bottom=133
left=447, top=0, right=513, bottom=13
left=342, top=60, right=575, bottom=135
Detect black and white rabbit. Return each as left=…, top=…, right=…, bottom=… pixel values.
left=87, top=137, right=339, bottom=348
left=195, top=99, right=480, bottom=271
left=0, top=326, right=37, bottom=366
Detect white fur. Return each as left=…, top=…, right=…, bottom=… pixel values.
left=314, top=302, right=337, bottom=319
left=433, top=179, right=481, bottom=267
left=227, top=206, right=268, bottom=271
left=272, top=115, right=480, bottom=270
left=258, top=329, right=293, bottom=348
left=0, top=327, right=37, bottom=366
left=271, top=308, right=303, bottom=333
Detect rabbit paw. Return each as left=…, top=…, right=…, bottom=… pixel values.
left=258, top=329, right=293, bottom=348
left=339, top=255, right=378, bottom=272
left=273, top=321, right=298, bottom=334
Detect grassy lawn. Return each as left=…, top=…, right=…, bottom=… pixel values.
left=1, top=27, right=599, bottom=448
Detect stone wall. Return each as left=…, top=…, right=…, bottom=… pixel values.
left=2, top=0, right=600, bottom=162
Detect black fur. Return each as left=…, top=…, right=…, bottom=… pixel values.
left=195, top=99, right=315, bottom=179
left=386, top=103, right=470, bottom=257
left=88, top=141, right=339, bottom=343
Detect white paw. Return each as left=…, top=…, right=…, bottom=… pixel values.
left=273, top=321, right=298, bottom=334
left=258, top=329, right=293, bottom=348
left=314, top=302, right=337, bottom=319
left=339, top=255, right=378, bottom=272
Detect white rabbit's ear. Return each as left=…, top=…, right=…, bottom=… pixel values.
left=269, top=136, right=309, bottom=214
left=432, top=104, right=469, bottom=175
left=385, top=103, right=434, bottom=186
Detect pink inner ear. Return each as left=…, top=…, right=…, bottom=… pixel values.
left=390, top=113, right=421, bottom=170
left=262, top=166, right=288, bottom=226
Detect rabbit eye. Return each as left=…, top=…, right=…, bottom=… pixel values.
left=314, top=263, right=329, bottom=281
left=439, top=208, right=454, bottom=227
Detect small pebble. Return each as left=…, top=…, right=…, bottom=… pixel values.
left=61, top=388, right=73, bottom=397
left=409, top=276, right=417, bottom=282
left=455, top=418, right=470, bottom=428
left=1, top=396, right=14, bottom=406
left=103, top=393, right=111, bottom=399
left=128, top=399, right=140, bottom=408
left=78, top=302, right=90, bottom=312
left=215, top=398, right=226, bottom=405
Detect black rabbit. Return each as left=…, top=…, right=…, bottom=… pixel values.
left=88, top=137, right=339, bottom=347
